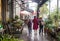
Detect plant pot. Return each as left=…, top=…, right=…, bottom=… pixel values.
left=44, top=27, right=48, bottom=33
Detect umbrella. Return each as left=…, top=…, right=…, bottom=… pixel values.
left=20, top=10, right=31, bottom=15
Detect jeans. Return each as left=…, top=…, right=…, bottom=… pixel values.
left=39, top=26, right=43, bottom=34
left=28, top=27, right=31, bottom=35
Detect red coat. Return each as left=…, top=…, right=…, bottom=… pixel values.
left=33, top=18, right=38, bottom=30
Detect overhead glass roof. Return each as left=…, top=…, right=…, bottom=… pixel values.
left=32, top=0, right=48, bottom=7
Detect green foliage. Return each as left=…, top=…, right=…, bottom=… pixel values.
left=59, top=16, right=60, bottom=19
left=19, top=39, right=24, bottom=41
left=15, top=15, right=19, bottom=20
left=58, top=10, right=60, bottom=19
left=57, top=32, right=60, bottom=41
left=39, top=3, right=48, bottom=15
left=54, top=15, right=58, bottom=21
left=0, top=34, right=24, bottom=41
left=12, top=19, right=23, bottom=28
left=45, top=17, right=56, bottom=30
left=18, top=20, right=23, bottom=26
left=45, top=18, right=52, bottom=28
left=0, top=35, right=3, bottom=39
left=50, top=7, right=60, bottom=20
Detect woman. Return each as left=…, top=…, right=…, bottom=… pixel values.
left=39, top=16, right=44, bottom=34
left=28, top=19, right=32, bottom=36
left=33, top=16, right=38, bottom=32
left=32, top=16, right=39, bottom=40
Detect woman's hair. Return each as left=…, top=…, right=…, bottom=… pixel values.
left=34, top=16, right=36, bottom=18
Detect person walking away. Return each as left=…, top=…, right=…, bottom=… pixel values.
left=33, top=16, right=39, bottom=35
left=28, top=19, right=32, bottom=36
left=39, top=16, right=44, bottom=35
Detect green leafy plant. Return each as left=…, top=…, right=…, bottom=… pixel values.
left=13, top=20, right=23, bottom=27
left=0, top=34, right=20, bottom=41
left=44, top=17, right=56, bottom=33
left=56, top=31, right=60, bottom=41
left=19, top=39, right=24, bottom=41
left=45, top=18, right=53, bottom=28
left=15, top=15, right=19, bottom=20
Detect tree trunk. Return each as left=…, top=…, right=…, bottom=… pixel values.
left=1, top=0, right=8, bottom=28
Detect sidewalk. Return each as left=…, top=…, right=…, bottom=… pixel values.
left=19, top=24, right=51, bottom=41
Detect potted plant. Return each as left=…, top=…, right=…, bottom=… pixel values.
left=44, top=18, right=53, bottom=33
left=0, top=34, right=19, bottom=41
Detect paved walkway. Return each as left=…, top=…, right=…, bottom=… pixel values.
left=19, top=24, right=51, bottom=41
